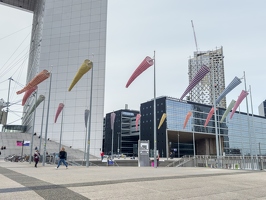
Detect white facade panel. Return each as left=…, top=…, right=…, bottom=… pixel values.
left=20, top=0, right=107, bottom=157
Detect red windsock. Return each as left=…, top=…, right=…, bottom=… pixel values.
left=135, top=114, right=141, bottom=131
left=204, top=107, right=215, bottom=127
left=126, top=56, right=153, bottom=88
left=230, top=90, right=249, bottom=119
left=183, top=111, right=192, bottom=129
left=55, top=103, right=64, bottom=123
left=22, top=86, right=37, bottom=106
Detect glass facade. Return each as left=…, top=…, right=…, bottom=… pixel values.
left=141, top=96, right=266, bottom=157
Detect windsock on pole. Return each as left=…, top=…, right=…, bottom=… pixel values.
left=183, top=111, right=192, bottom=129
left=180, top=65, right=210, bottom=100
left=220, top=100, right=236, bottom=123
left=54, top=103, right=64, bottom=123
left=28, top=95, right=45, bottom=115
left=135, top=114, right=141, bottom=131
left=204, top=107, right=216, bottom=127
left=215, top=76, right=241, bottom=105
left=68, top=59, right=93, bottom=91
left=22, top=86, right=37, bottom=106
left=158, top=113, right=166, bottom=129
left=126, top=56, right=154, bottom=88
left=230, top=90, right=249, bottom=119
left=17, top=70, right=50, bottom=94
left=84, top=109, right=89, bottom=128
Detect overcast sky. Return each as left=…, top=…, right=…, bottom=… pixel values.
left=1, top=0, right=266, bottom=126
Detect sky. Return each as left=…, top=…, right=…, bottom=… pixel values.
left=1, top=0, right=266, bottom=126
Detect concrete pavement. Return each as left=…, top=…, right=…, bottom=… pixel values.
left=1, top=159, right=266, bottom=200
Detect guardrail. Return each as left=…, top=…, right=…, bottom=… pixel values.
left=174, top=155, right=266, bottom=170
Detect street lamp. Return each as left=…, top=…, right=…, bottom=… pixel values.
left=178, top=133, right=180, bottom=158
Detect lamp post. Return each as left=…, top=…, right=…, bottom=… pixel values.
left=59, top=108, right=64, bottom=152
left=178, top=133, right=180, bottom=158
left=29, top=91, right=37, bottom=164
left=86, top=62, right=93, bottom=167
left=43, top=72, right=52, bottom=166
left=110, top=112, right=116, bottom=160
left=39, top=97, right=45, bottom=152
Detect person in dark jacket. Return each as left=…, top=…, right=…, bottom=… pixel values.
left=55, top=147, right=68, bottom=169
left=34, top=150, right=40, bottom=168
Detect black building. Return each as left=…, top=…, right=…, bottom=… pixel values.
left=104, top=109, right=140, bottom=157
left=140, top=96, right=266, bottom=158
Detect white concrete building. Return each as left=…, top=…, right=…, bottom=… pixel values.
left=1, top=0, right=108, bottom=157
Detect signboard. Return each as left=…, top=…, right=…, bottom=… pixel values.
left=121, top=112, right=134, bottom=117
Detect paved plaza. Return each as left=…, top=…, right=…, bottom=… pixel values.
left=0, top=160, right=266, bottom=200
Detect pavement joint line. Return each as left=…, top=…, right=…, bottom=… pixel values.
left=0, top=166, right=90, bottom=200
left=63, top=171, right=254, bottom=188
left=1, top=165, right=255, bottom=190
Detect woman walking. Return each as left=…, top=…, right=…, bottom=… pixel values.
left=55, top=147, right=68, bottom=169
left=34, top=150, right=40, bottom=168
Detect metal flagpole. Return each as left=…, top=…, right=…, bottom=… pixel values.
left=239, top=105, right=245, bottom=169
left=29, top=91, right=37, bottom=164
left=39, top=97, right=45, bottom=152
left=110, top=112, right=116, bottom=160
left=249, top=85, right=258, bottom=168
left=6, top=77, right=13, bottom=113
left=84, top=111, right=88, bottom=161
left=243, top=71, right=253, bottom=170
left=153, top=51, right=157, bottom=168
left=86, top=61, right=93, bottom=167
left=43, top=72, right=52, bottom=166
left=59, top=109, right=64, bottom=152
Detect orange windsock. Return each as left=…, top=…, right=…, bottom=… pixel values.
left=204, top=107, right=216, bottom=127
left=17, top=70, right=50, bottom=94
left=183, top=111, right=192, bottom=129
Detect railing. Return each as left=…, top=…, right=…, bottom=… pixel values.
left=174, top=155, right=266, bottom=170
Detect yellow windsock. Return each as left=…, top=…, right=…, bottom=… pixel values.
left=68, top=59, right=93, bottom=91
left=158, top=113, right=166, bottom=129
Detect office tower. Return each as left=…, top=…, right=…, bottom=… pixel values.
left=188, top=47, right=226, bottom=108
left=1, top=0, right=108, bottom=157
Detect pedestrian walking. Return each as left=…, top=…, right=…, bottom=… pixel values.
left=34, top=150, right=40, bottom=168
left=55, top=147, right=68, bottom=169
left=100, top=151, right=104, bottom=160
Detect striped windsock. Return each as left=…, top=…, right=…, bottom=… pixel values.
left=215, top=76, right=241, bottom=105
left=180, top=65, right=210, bottom=100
